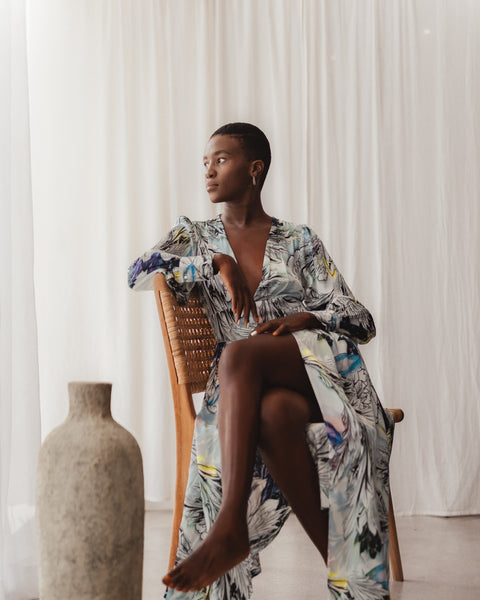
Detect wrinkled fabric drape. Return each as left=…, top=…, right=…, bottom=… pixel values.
left=0, top=0, right=41, bottom=598
left=28, top=0, right=480, bottom=516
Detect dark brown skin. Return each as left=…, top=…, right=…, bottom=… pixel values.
left=163, top=134, right=328, bottom=593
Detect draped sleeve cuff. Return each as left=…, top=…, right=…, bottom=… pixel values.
left=128, top=253, right=214, bottom=291
left=308, top=310, right=339, bottom=332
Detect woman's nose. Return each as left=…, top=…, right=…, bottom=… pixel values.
left=205, top=164, right=215, bottom=178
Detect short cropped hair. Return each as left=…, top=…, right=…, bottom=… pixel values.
left=211, top=122, right=271, bottom=189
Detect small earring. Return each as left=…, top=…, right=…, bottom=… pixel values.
left=252, top=175, right=257, bottom=187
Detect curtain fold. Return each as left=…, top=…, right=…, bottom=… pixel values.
left=27, top=0, right=480, bottom=516
left=0, top=0, right=41, bottom=598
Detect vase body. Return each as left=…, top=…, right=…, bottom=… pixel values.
left=36, top=382, right=144, bottom=600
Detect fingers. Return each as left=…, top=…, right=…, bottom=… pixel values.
left=217, top=258, right=259, bottom=325
left=251, top=321, right=274, bottom=335
left=242, top=289, right=253, bottom=326
left=251, top=319, right=289, bottom=337
left=232, top=287, right=247, bottom=324
left=230, top=288, right=242, bottom=322
left=250, top=299, right=259, bottom=323
left=250, top=318, right=295, bottom=337
left=249, top=313, right=314, bottom=337
left=231, top=285, right=258, bottom=326
left=244, top=292, right=259, bottom=326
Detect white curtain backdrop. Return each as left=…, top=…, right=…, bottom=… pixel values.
left=27, top=0, right=480, bottom=516
left=0, top=0, right=40, bottom=598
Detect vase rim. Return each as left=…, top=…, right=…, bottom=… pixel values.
left=68, top=381, right=112, bottom=386
left=68, top=381, right=113, bottom=394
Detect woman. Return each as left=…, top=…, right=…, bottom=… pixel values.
left=129, top=123, right=393, bottom=600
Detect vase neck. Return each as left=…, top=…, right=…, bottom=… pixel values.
left=68, top=382, right=112, bottom=419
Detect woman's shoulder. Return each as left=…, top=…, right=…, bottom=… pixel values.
left=272, top=217, right=315, bottom=239
left=271, top=219, right=326, bottom=258
left=170, top=215, right=225, bottom=247
left=172, top=214, right=221, bottom=232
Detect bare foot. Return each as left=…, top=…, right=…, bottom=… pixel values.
left=162, top=513, right=250, bottom=592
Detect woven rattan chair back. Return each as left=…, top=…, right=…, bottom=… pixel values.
left=153, top=271, right=404, bottom=580
left=154, top=274, right=216, bottom=394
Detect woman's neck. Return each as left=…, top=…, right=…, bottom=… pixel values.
left=221, top=198, right=271, bottom=229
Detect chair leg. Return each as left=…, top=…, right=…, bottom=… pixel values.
left=168, top=386, right=196, bottom=570
left=389, top=488, right=404, bottom=581
left=168, top=468, right=189, bottom=571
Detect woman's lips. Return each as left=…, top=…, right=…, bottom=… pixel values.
left=206, top=183, right=218, bottom=192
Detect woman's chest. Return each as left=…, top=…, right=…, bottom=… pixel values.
left=208, top=233, right=303, bottom=300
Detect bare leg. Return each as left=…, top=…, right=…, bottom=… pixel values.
left=163, top=334, right=327, bottom=592
left=258, top=387, right=328, bottom=563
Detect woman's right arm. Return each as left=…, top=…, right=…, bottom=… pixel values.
left=128, top=216, right=257, bottom=323
left=128, top=216, right=214, bottom=291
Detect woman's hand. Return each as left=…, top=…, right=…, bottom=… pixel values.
left=250, top=312, right=319, bottom=337
left=213, top=254, right=259, bottom=326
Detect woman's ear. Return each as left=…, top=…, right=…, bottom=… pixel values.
left=250, top=160, right=264, bottom=179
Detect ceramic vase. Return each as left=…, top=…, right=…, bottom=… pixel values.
left=36, top=382, right=144, bottom=600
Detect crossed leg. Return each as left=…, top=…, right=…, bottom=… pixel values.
left=163, top=333, right=328, bottom=592
left=259, top=387, right=329, bottom=563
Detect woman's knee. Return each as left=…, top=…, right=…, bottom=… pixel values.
left=218, top=339, right=260, bottom=377
left=259, top=388, right=310, bottom=448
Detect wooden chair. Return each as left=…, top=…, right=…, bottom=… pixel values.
left=153, top=273, right=404, bottom=581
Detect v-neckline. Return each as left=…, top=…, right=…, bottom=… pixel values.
left=217, top=215, right=275, bottom=298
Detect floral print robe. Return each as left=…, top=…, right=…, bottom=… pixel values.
left=129, top=215, right=394, bottom=600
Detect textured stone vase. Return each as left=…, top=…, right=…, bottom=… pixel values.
left=36, top=382, right=144, bottom=600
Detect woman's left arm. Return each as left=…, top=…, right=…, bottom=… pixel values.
left=298, top=225, right=376, bottom=344
left=251, top=225, right=376, bottom=343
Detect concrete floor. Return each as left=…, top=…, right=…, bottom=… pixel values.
left=143, top=509, right=480, bottom=599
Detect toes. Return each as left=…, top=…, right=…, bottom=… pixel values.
left=162, top=574, right=177, bottom=588
left=175, top=577, right=191, bottom=592
left=162, top=572, right=187, bottom=591
left=164, top=568, right=195, bottom=592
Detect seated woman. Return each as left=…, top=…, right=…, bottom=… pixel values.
left=128, top=123, right=393, bottom=600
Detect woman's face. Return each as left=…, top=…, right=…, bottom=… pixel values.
left=203, top=135, right=254, bottom=204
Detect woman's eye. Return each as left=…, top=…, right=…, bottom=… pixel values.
left=217, top=157, right=226, bottom=164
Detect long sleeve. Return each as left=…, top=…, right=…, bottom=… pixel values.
left=299, top=226, right=376, bottom=344
left=128, top=216, right=214, bottom=292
